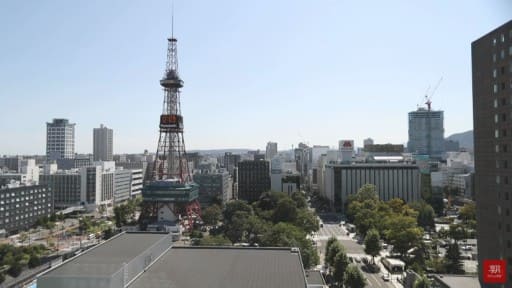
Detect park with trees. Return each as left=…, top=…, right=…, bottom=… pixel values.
left=195, top=191, right=320, bottom=268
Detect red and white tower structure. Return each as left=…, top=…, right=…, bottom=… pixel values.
left=140, top=14, right=201, bottom=231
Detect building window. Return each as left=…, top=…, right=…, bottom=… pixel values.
left=494, top=99, right=499, bottom=108
left=501, top=34, right=505, bottom=42
left=504, top=160, right=509, bottom=169
left=504, top=144, right=509, bottom=152
left=494, top=84, right=499, bottom=93
left=501, top=49, right=505, bottom=59
left=495, top=114, right=499, bottom=123
left=493, top=53, right=497, bottom=62
left=509, top=46, right=512, bottom=56
left=502, top=129, right=507, bottom=137
left=496, top=144, right=500, bottom=152
left=502, top=82, right=507, bottom=91
left=501, top=98, right=507, bottom=106
left=494, top=69, right=497, bottom=78
left=506, top=176, right=510, bottom=185
left=496, top=129, right=500, bottom=138
left=497, top=175, right=501, bottom=184
left=502, top=113, right=507, bottom=122
left=502, top=66, right=506, bottom=75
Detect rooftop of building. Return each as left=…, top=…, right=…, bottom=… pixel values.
left=37, top=232, right=307, bottom=288
left=325, top=162, right=417, bottom=168
left=128, top=246, right=306, bottom=288
left=304, top=270, right=326, bottom=287
left=433, top=274, right=480, bottom=288
left=41, top=233, right=167, bottom=278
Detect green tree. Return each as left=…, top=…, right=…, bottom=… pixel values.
left=255, top=191, right=287, bottom=211
left=364, top=229, right=381, bottom=264
left=332, top=247, right=350, bottom=285
left=429, top=196, right=444, bottom=216
left=202, top=205, right=222, bottom=226
left=412, top=201, right=436, bottom=230
left=343, top=264, right=366, bottom=288
left=291, top=191, right=307, bottom=209
left=444, top=242, right=464, bottom=274
left=223, top=200, right=253, bottom=223
left=261, top=222, right=318, bottom=268
left=448, top=224, right=466, bottom=241
left=459, top=203, right=476, bottom=222
left=295, top=209, right=319, bottom=234
left=350, top=184, right=379, bottom=203
left=354, top=206, right=379, bottom=237
left=414, top=275, right=432, bottom=288
left=225, top=211, right=250, bottom=243
left=113, top=206, right=125, bottom=228
left=7, top=262, right=22, bottom=277
left=325, top=236, right=338, bottom=265
left=326, top=240, right=343, bottom=268
left=245, top=215, right=267, bottom=245
left=385, top=215, right=423, bottom=257
left=272, top=198, right=298, bottom=223
left=28, top=254, right=41, bottom=268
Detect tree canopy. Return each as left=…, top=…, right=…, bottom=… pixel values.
left=364, top=228, right=381, bottom=264
left=343, top=264, right=367, bottom=288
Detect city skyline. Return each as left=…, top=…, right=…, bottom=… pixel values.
left=1, top=1, right=511, bottom=155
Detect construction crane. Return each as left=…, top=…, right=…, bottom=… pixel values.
left=425, top=77, right=443, bottom=111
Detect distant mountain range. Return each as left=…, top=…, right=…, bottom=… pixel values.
left=446, top=130, right=473, bottom=150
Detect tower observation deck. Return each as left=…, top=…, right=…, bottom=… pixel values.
left=140, top=21, right=201, bottom=232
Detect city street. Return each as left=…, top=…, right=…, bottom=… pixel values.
left=313, top=222, right=401, bottom=288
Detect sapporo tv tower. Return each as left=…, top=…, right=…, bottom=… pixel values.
left=140, top=8, right=201, bottom=232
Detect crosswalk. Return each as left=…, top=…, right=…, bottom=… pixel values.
left=312, top=223, right=351, bottom=241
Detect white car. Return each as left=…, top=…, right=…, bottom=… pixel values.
left=382, top=274, right=391, bottom=281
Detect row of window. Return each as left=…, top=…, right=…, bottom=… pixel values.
left=0, top=210, right=51, bottom=225
left=492, top=47, right=512, bottom=62
left=492, top=30, right=512, bottom=45
left=0, top=203, right=51, bottom=212
left=0, top=191, right=48, bottom=198
left=496, top=175, right=511, bottom=185
left=493, top=80, right=512, bottom=93
left=492, top=64, right=512, bottom=78
left=1, top=198, right=48, bottom=205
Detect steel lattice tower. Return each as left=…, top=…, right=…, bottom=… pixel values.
left=140, top=14, right=201, bottom=232
left=152, top=37, right=190, bottom=183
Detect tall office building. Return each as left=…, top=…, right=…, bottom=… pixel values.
left=46, top=118, right=75, bottom=161
left=407, top=108, right=444, bottom=159
left=237, top=160, right=270, bottom=202
left=266, top=142, right=278, bottom=160
left=472, top=20, right=512, bottom=286
left=93, top=124, right=114, bottom=161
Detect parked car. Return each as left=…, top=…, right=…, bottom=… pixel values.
left=382, top=274, right=390, bottom=281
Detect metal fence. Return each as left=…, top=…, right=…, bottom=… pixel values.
left=37, top=233, right=173, bottom=288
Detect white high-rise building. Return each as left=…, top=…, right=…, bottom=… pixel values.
left=93, top=124, right=113, bottom=161
left=46, top=118, right=75, bottom=161
left=266, top=142, right=278, bottom=160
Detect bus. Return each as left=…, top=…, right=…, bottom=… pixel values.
left=381, top=258, right=405, bottom=274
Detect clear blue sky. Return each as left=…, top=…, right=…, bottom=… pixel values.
left=1, top=0, right=511, bottom=155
